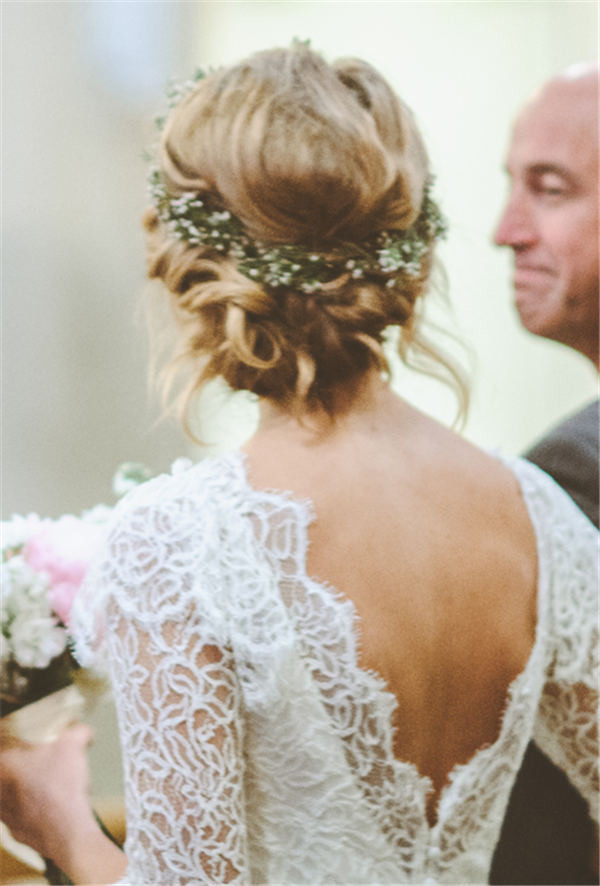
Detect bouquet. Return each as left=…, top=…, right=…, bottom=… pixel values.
left=0, top=507, right=110, bottom=718
left=0, top=463, right=153, bottom=883
left=1, top=463, right=153, bottom=719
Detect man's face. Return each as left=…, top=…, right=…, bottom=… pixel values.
left=494, top=74, right=599, bottom=363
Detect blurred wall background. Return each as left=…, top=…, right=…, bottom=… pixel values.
left=2, top=0, right=597, bottom=800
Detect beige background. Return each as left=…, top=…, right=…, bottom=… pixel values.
left=2, top=0, right=597, bottom=801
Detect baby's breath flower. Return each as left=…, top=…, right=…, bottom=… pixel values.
left=148, top=164, right=447, bottom=294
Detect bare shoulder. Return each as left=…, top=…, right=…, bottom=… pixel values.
left=380, top=406, right=532, bottom=524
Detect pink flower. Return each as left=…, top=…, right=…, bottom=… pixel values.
left=22, top=516, right=106, bottom=626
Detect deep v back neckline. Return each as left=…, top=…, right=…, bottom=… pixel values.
left=232, top=447, right=547, bottom=829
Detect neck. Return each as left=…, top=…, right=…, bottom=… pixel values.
left=255, top=372, right=399, bottom=440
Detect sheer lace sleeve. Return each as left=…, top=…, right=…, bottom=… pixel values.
left=71, top=471, right=250, bottom=884
left=526, top=462, right=599, bottom=822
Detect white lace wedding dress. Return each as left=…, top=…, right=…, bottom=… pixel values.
left=71, top=450, right=598, bottom=885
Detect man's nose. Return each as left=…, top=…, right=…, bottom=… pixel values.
left=493, top=194, right=536, bottom=248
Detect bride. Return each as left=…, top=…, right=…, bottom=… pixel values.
left=0, top=43, right=597, bottom=885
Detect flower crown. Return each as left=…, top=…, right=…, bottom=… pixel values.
left=148, top=68, right=447, bottom=295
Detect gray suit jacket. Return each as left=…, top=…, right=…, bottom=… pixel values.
left=491, top=399, right=599, bottom=885
left=526, top=400, right=599, bottom=528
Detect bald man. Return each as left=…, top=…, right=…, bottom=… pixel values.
left=491, top=66, right=599, bottom=885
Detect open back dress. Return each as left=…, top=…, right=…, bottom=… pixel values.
left=72, top=450, right=598, bottom=885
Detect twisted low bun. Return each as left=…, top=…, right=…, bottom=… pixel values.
left=144, top=44, right=468, bottom=431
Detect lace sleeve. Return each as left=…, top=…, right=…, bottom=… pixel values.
left=72, top=476, right=250, bottom=884
left=530, top=468, right=599, bottom=822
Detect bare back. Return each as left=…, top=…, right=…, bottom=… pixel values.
left=243, top=386, right=538, bottom=822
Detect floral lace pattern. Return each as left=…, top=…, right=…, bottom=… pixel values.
left=71, top=451, right=598, bottom=885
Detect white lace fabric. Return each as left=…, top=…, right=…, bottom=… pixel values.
left=71, top=451, right=599, bottom=885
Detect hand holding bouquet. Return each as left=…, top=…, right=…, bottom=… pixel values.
left=0, top=464, right=152, bottom=883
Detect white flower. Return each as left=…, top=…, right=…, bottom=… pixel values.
left=112, top=463, right=153, bottom=498
left=1, top=513, right=41, bottom=552
left=2, top=555, right=46, bottom=616
left=10, top=612, right=67, bottom=669
left=1, top=554, right=67, bottom=667
left=171, top=458, right=193, bottom=476
left=1, top=560, right=16, bottom=634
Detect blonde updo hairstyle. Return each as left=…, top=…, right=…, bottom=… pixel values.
left=144, top=44, right=467, bottom=430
